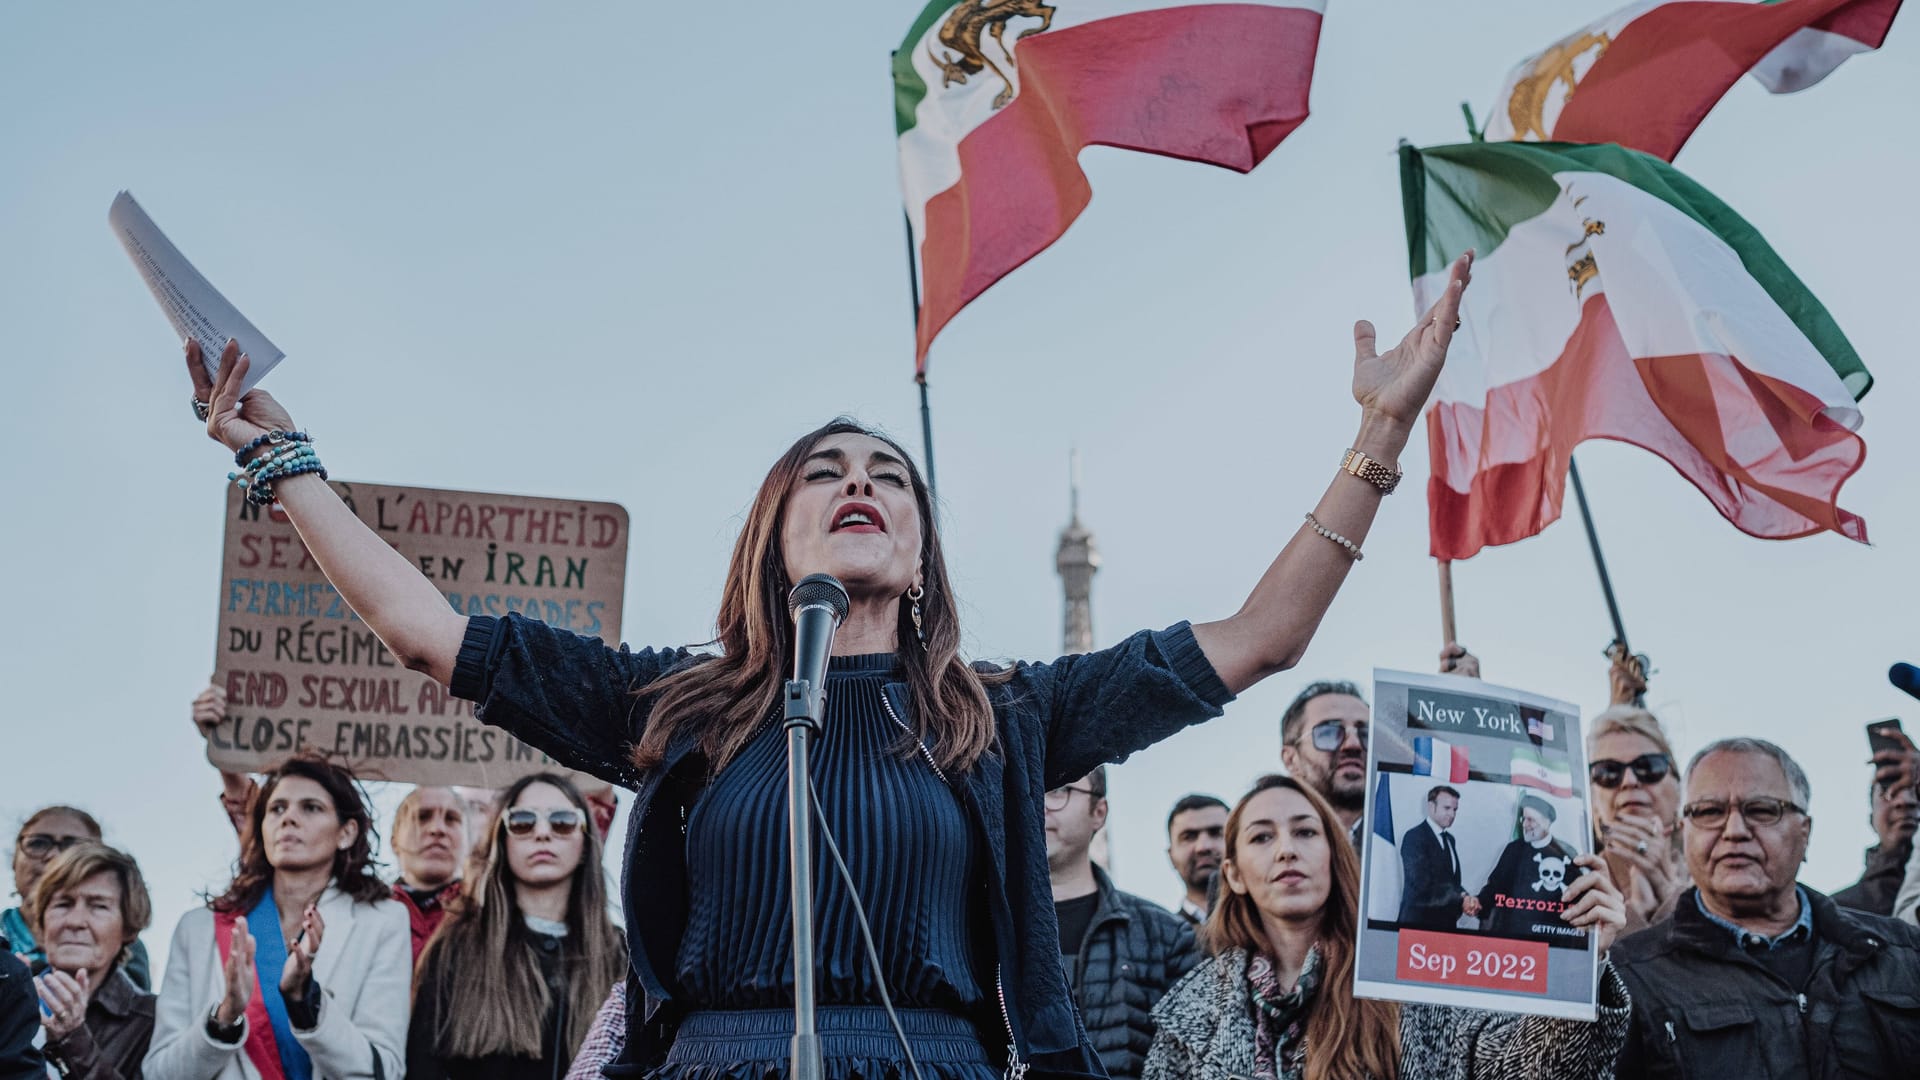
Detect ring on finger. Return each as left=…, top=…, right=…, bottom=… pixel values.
left=1635, top=840, right=1648, bottom=855
left=191, top=396, right=212, bottom=422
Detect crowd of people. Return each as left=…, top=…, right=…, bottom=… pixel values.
left=4, top=259, right=1919, bottom=1080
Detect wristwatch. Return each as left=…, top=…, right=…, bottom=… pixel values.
left=1342, top=448, right=1402, bottom=495
left=206, top=1006, right=244, bottom=1044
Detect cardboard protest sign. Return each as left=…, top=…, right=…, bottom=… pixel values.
left=211, top=480, right=628, bottom=787
left=1356, top=670, right=1598, bottom=1020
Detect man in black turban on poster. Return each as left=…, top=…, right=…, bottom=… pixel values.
left=1475, top=793, right=1586, bottom=943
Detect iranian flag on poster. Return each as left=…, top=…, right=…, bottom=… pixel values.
left=1511, top=747, right=1575, bottom=798
left=1401, top=141, right=1871, bottom=562
left=1482, top=0, right=1903, bottom=160
left=895, top=0, right=1325, bottom=369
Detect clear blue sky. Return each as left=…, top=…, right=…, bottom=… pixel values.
left=3, top=2, right=1915, bottom=977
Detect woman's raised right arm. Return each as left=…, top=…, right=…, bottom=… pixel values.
left=192, top=341, right=470, bottom=685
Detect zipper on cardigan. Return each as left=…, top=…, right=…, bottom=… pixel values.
left=1796, top=992, right=1808, bottom=1015
left=1664, top=1020, right=1675, bottom=1044
left=879, top=689, right=947, bottom=784
left=996, top=966, right=1027, bottom=1080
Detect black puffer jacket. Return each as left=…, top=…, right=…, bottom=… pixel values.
left=1613, top=885, right=1920, bottom=1079
left=1065, top=867, right=1198, bottom=1080
left=0, top=937, right=46, bottom=1080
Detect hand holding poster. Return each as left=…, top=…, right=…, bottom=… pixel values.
left=211, top=480, right=628, bottom=787
left=1357, top=669, right=1599, bottom=1020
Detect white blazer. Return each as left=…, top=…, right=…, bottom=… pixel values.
left=144, top=886, right=410, bottom=1080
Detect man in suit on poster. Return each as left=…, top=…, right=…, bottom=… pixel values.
left=1398, top=785, right=1483, bottom=929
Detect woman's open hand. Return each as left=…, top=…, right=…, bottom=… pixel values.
left=1351, top=251, right=1472, bottom=431
left=186, top=338, right=296, bottom=454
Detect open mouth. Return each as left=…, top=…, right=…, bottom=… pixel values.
left=832, top=502, right=885, bottom=534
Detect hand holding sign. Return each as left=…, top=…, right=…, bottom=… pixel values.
left=1558, top=854, right=1627, bottom=953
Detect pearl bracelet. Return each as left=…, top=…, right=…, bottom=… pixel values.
left=1304, top=513, right=1363, bottom=561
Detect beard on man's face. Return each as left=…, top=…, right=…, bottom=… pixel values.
left=1181, top=854, right=1220, bottom=890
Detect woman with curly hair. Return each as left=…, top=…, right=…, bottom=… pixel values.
left=145, top=755, right=409, bottom=1080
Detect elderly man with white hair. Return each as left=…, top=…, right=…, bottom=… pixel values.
left=1611, top=737, right=1920, bottom=1078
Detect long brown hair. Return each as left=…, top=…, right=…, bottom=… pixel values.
left=1207, top=775, right=1399, bottom=1080
left=632, top=419, right=1005, bottom=776
left=212, top=754, right=387, bottom=913
left=413, top=774, right=625, bottom=1059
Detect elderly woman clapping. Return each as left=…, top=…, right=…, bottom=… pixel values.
left=30, top=844, right=157, bottom=1080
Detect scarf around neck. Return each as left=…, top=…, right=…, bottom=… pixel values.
left=1248, top=945, right=1321, bottom=1080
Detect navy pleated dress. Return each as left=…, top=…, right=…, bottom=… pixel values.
left=653, top=652, right=1000, bottom=1080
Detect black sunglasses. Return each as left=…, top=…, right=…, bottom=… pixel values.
left=503, top=808, right=584, bottom=836
left=1588, top=753, right=1672, bottom=789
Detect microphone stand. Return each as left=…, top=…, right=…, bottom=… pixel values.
left=785, top=671, right=825, bottom=1080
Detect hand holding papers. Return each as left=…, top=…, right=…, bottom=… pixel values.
left=109, top=191, right=284, bottom=398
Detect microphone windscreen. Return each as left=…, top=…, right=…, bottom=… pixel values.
left=1891, top=662, right=1920, bottom=703
left=789, top=573, right=850, bottom=622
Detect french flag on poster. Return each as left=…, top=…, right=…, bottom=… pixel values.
left=1413, top=736, right=1470, bottom=783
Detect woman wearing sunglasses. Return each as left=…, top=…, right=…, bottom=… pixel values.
left=145, top=755, right=410, bottom=1080
left=1146, top=776, right=1630, bottom=1080
left=1586, top=706, right=1687, bottom=935
left=408, top=774, right=624, bottom=1080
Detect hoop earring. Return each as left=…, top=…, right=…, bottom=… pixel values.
left=907, top=584, right=926, bottom=645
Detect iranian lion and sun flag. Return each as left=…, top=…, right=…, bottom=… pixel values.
left=894, top=0, right=1899, bottom=562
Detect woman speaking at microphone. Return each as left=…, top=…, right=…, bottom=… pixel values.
left=180, top=253, right=1474, bottom=1080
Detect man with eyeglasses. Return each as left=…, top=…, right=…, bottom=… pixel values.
left=1279, top=680, right=1373, bottom=849
left=1045, top=768, right=1197, bottom=1080
left=1612, top=737, right=1920, bottom=1078
left=1280, top=649, right=1481, bottom=852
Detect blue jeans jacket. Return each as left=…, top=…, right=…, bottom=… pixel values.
left=451, top=614, right=1233, bottom=1080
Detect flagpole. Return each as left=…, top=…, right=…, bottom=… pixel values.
left=1437, top=560, right=1457, bottom=649
left=1568, top=454, right=1648, bottom=704
left=902, top=208, right=939, bottom=506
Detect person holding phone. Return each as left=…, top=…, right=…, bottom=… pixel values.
left=1833, top=720, right=1917, bottom=915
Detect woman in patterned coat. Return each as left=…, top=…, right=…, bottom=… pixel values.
left=1144, top=776, right=1632, bottom=1080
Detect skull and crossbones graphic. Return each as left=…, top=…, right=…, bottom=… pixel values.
left=1531, top=853, right=1569, bottom=894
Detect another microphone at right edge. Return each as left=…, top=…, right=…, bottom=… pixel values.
left=1891, top=662, right=1920, bottom=704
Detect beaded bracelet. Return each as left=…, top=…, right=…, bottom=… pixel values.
left=235, top=429, right=312, bottom=467
left=228, top=433, right=326, bottom=506
left=1304, top=512, right=1363, bottom=561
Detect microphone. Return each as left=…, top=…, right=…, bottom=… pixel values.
left=1891, top=663, right=1920, bottom=703
left=787, top=574, right=851, bottom=725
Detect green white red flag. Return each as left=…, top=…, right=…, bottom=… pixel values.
left=895, top=0, right=1325, bottom=372
left=1401, top=141, right=1871, bottom=561
left=1482, top=0, right=1903, bottom=160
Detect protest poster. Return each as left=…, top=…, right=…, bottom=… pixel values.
left=1355, top=669, right=1598, bottom=1020
left=210, top=480, right=628, bottom=787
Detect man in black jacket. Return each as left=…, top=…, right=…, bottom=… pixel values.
left=1832, top=770, right=1917, bottom=915
left=1046, top=768, right=1198, bottom=1080
left=1613, top=737, right=1920, bottom=1078
left=0, top=935, right=48, bottom=1080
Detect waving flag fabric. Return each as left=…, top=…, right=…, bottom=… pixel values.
left=1482, top=0, right=1903, bottom=160
left=895, top=0, right=1326, bottom=371
left=1402, top=141, right=1870, bottom=561
left=1510, top=747, right=1576, bottom=798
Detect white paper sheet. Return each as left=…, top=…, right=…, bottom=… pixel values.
left=109, top=191, right=284, bottom=396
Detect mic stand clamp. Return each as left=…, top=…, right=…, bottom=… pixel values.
left=784, top=678, right=825, bottom=1080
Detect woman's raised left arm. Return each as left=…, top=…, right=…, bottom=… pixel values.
left=1192, top=252, right=1472, bottom=695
